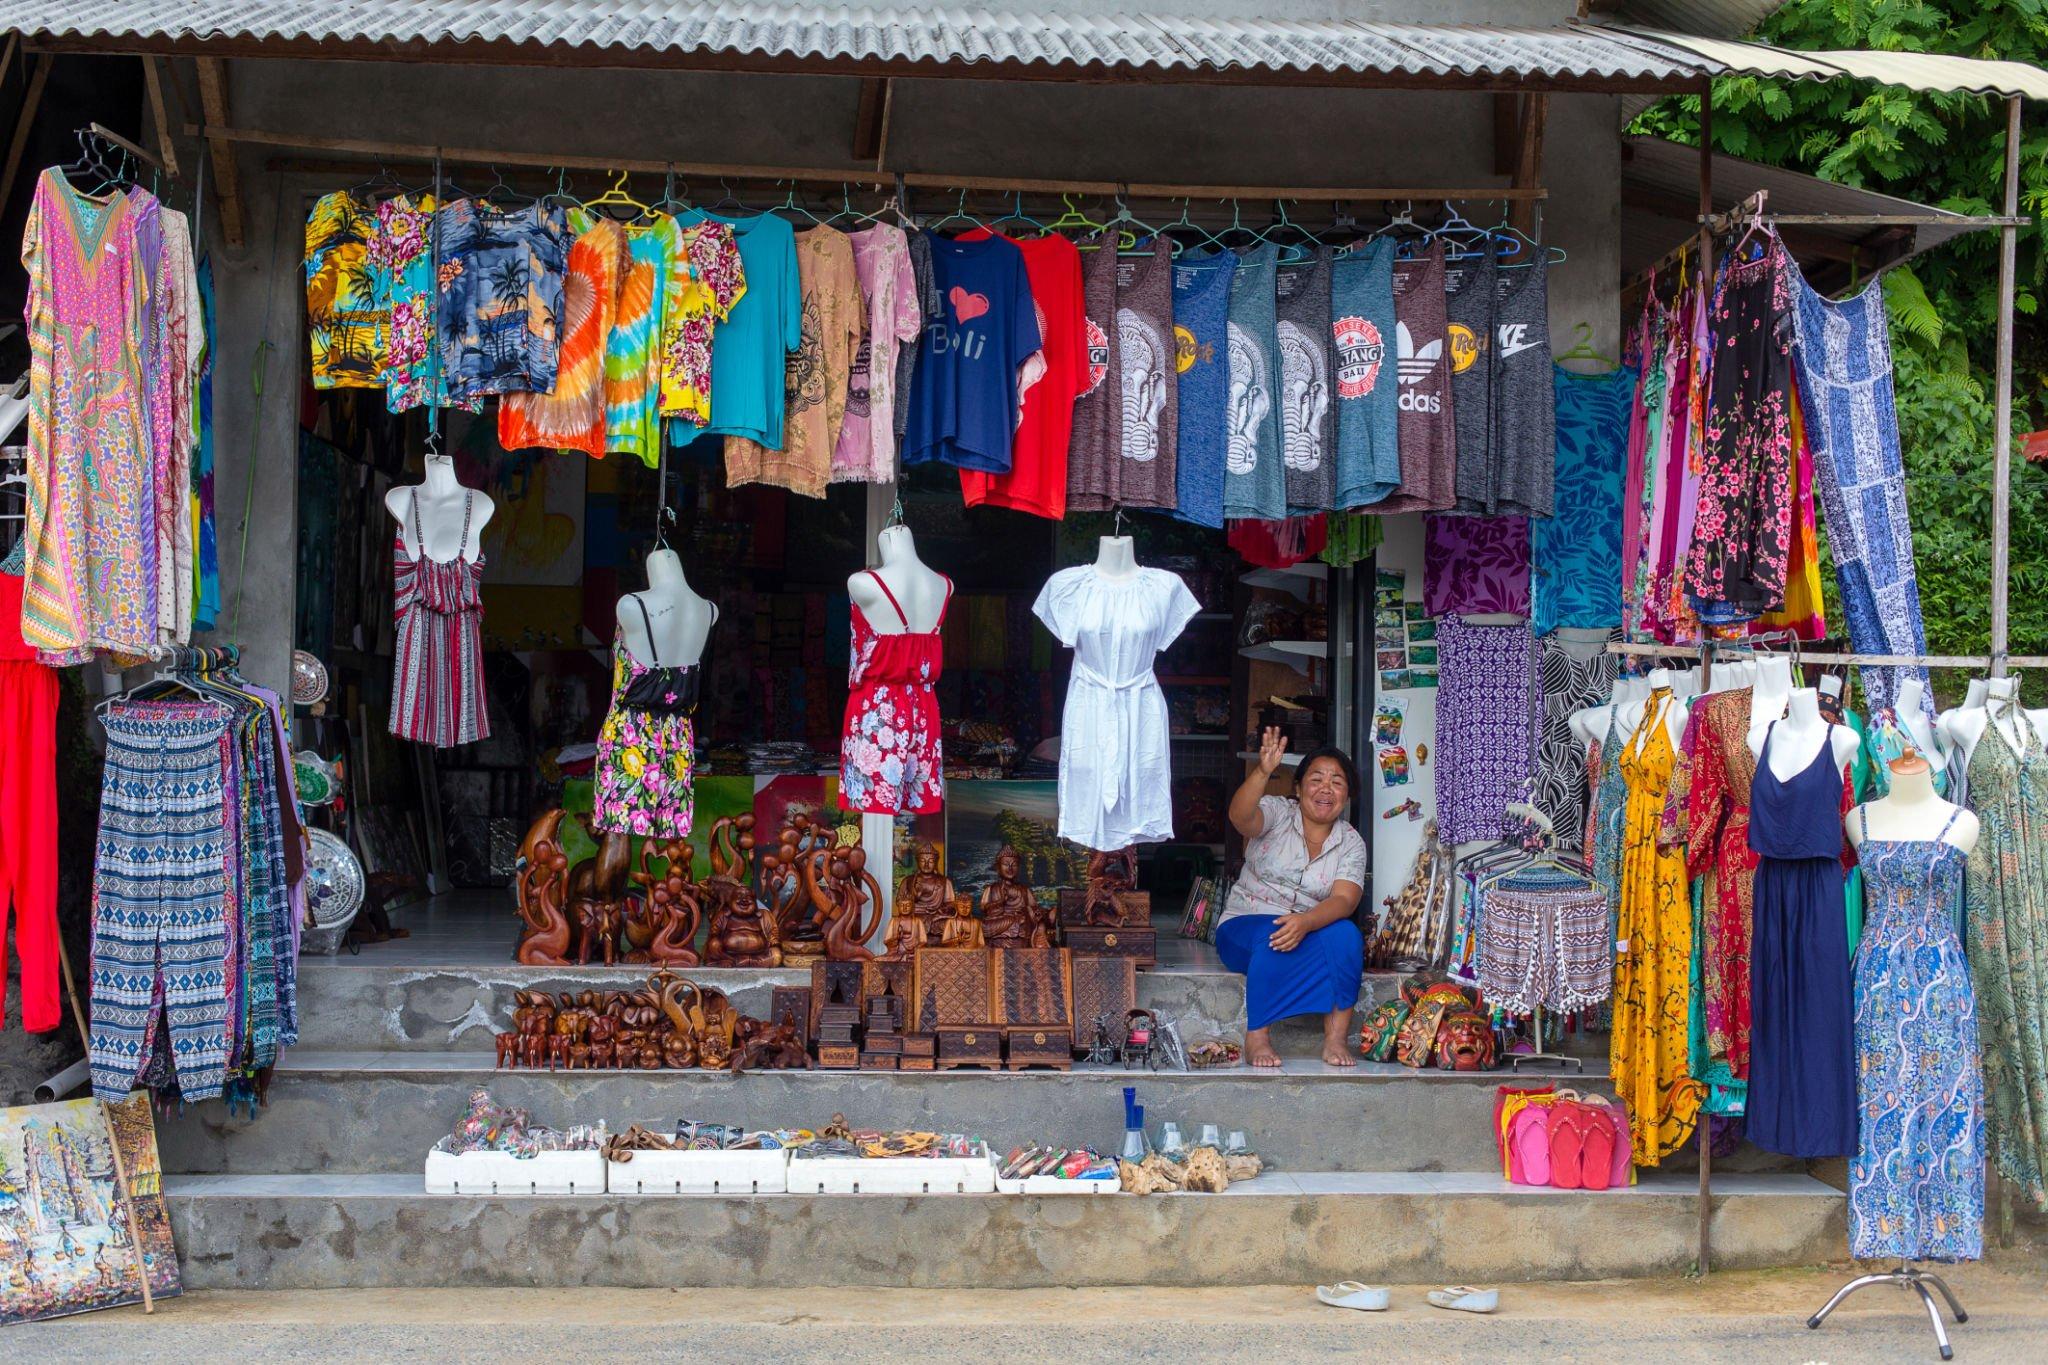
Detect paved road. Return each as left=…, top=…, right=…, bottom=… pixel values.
left=16, top=1266, right=2048, bottom=1362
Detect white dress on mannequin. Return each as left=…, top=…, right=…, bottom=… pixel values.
left=1033, top=538, right=1200, bottom=849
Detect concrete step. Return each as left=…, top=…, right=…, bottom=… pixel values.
left=160, top=1050, right=1796, bottom=1178
left=163, top=1170, right=1845, bottom=1289
left=288, top=960, right=1606, bottom=1057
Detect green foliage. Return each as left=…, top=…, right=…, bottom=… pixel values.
left=1631, top=1, right=2048, bottom=672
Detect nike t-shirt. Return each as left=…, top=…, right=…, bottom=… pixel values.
left=1491, top=253, right=1555, bottom=517
left=903, top=231, right=1042, bottom=473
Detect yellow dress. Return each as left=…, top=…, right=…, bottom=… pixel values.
left=1611, top=689, right=1706, bottom=1166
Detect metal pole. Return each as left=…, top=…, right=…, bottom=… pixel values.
left=1990, top=95, right=2020, bottom=678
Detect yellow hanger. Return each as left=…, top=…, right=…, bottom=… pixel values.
left=583, top=169, right=651, bottom=220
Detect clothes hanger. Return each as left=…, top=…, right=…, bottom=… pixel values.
left=651, top=164, right=689, bottom=216
left=705, top=177, right=749, bottom=216
left=1556, top=322, right=1618, bottom=369
left=583, top=169, right=651, bottom=221
left=828, top=183, right=883, bottom=228
left=777, top=179, right=827, bottom=227
left=1046, top=192, right=1107, bottom=236
left=477, top=165, right=536, bottom=209
left=987, top=189, right=1047, bottom=237
left=1269, top=199, right=1322, bottom=265
left=924, top=188, right=984, bottom=236
left=1109, top=185, right=1168, bottom=256
left=1162, top=197, right=1226, bottom=253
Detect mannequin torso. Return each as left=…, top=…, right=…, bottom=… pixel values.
left=1748, top=655, right=1793, bottom=733
left=1751, top=687, right=1861, bottom=781
left=619, top=548, right=716, bottom=669
left=1572, top=676, right=1644, bottom=752
left=849, top=524, right=949, bottom=634
left=1093, top=534, right=1139, bottom=581
left=1947, top=677, right=2048, bottom=772
left=386, top=455, right=494, bottom=562
left=1848, top=757, right=1979, bottom=853
left=1935, top=678, right=1988, bottom=757
left=1622, top=669, right=1687, bottom=755
left=1889, top=677, right=1948, bottom=766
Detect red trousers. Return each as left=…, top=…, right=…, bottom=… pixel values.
left=0, top=659, right=58, bottom=1031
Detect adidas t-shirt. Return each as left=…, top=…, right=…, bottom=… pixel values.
left=1381, top=241, right=1456, bottom=513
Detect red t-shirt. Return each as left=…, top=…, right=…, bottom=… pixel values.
left=958, top=230, right=1085, bottom=520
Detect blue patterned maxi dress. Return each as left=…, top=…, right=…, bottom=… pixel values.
left=1850, top=807, right=1983, bottom=1261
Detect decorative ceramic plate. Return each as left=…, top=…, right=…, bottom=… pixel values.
left=290, top=649, right=329, bottom=706
left=293, top=749, right=339, bottom=806
left=305, top=827, right=365, bottom=931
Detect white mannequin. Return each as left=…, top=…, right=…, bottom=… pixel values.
left=848, top=523, right=949, bottom=635
left=1889, top=677, right=1949, bottom=769
left=619, top=547, right=715, bottom=669
left=1847, top=752, right=1978, bottom=854
left=1751, top=687, right=1860, bottom=782
left=1622, top=667, right=1688, bottom=756
left=1094, top=534, right=1139, bottom=581
left=1749, top=655, right=1793, bottom=732
left=385, top=454, right=494, bottom=562
left=1572, top=675, right=1646, bottom=753
left=1936, top=677, right=1990, bottom=757
left=1948, top=675, right=2048, bottom=772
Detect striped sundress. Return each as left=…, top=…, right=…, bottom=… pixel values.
left=389, top=489, right=490, bottom=747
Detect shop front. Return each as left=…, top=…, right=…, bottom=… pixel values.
left=3, top=1, right=2045, bottom=1340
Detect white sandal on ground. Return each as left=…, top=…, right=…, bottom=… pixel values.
left=1427, top=1285, right=1499, bottom=1314
left=1315, top=1282, right=1391, bottom=1311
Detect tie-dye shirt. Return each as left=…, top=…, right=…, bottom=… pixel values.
left=604, top=216, right=678, bottom=466
left=500, top=209, right=626, bottom=457
left=304, top=191, right=385, bottom=389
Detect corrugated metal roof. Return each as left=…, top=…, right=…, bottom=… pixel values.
left=1621, top=134, right=1985, bottom=283
left=1614, top=26, right=2048, bottom=101
left=0, top=2, right=1706, bottom=80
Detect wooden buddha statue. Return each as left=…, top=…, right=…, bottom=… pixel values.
left=979, top=844, right=1044, bottom=948
left=937, top=892, right=986, bottom=949
left=896, top=842, right=957, bottom=925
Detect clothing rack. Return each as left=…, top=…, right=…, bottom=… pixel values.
left=1606, top=641, right=2048, bottom=670
left=192, top=121, right=1548, bottom=204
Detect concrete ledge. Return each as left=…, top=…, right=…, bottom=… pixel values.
left=165, top=1171, right=1846, bottom=1290
left=159, top=1054, right=1639, bottom=1177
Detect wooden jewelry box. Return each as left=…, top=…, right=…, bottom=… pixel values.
left=935, top=1026, right=1003, bottom=1069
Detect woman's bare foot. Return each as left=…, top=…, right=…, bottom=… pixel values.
left=1322, top=1011, right=1357, bottom=1067
left=1245, top=1027, right=1283, bottom=1068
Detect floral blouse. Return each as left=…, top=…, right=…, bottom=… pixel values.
left=658, top=221, right=746, bottom=427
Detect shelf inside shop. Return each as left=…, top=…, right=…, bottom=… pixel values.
left=1237, top=640, right=1326, bottom=666
left=1237, top=750, right=1304, bottom=766
left=1242, top=563, right=1328, bottom=590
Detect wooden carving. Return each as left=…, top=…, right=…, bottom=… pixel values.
left=812, top=843, right=884, bottom=962
left=979, top=844, right=1049, bottom=948
left=1083, top=847, right=1139, bottom=927
left=514, top=811, right=574, bottom=965
left=938, top=893, right=985, bottom=949
left=627, top=837, right=704, bottom=967
left=566, top=825, right=631, bottom=966
left=760, top=813, right=835, bottom=961
left=730, top=1016, right=810, bottom=1072
left=702, top=812, right=783, bottom=967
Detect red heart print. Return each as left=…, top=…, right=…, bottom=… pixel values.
left=949, top=286, right=991, bottom=323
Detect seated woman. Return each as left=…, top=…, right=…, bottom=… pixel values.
left=1216, top=729, right=1367, bottom=1068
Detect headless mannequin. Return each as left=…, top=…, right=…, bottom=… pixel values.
left=1948, top=675, right=2048, bottom=772
left=1751, top=686, right=1861, bottom=781
left=1889, top=677, right=1949, bottom=769
left=1622, top=667, right=1688, bottom=756
left=386, top=454, right=494, bottom=562
left=1749, top=655, right=1793, bottom=732
left=1847, top=753, right=1978, bottom=853
left=849, top=524, right=949, bottom=635
left=1094, top=533, right=1139, bottom=581
left=1936, top=677, right=1989, bottom=757
left=1572, top=675, right=1645, bottom=753
left=619, top=547, right=715, bottom=669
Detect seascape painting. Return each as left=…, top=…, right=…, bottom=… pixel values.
left=943, top=780, right=1088, bottom=900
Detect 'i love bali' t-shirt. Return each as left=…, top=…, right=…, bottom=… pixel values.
left=903, top=232, right=1042, bottom=473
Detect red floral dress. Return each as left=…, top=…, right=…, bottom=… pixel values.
left=838, top=571, right=950, bottom=815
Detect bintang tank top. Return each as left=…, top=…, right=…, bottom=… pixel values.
left=389, top=490, right=490, bottom=748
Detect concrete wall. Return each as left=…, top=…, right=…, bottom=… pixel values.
left=183, top=56, right=1620, bottom=696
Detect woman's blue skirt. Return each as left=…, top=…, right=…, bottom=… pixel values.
left=1214, top=915, right=1365, bottom=1032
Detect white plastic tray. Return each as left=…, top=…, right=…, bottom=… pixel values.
left=424, top=1148, right=606, bottom=1195
left=993, top=1172, right=1122, bottom=1195
left=606, top=1148, right=790, bottom=1195
left=787, top=1151, right=996, bottom=1195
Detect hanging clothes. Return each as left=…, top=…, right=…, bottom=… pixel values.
left=1330, top=238, right=1401, bottom=511
left=593, top=610, right=700, bottom=840
left=1378, top=240, right=1456, bottom=514
left=1611, top=690, right=1705, bottom=1166
left=304, top=190, right=386, bottom=388
left=1033, top=565, right=1199, bottom=850
left=434, top=200, right=570, bottom=402
left=1221, top=242, right=1286, bottom=521
left=193, top=255, right=220, bottom=632
left=656, top=219, right=746, bottom=431
left=1442, top=244, right=1497, bottom=515
left=1588, top=708, right=1629, bottom=970
left=1684, top=245, right=1794, bottom=625
left=837, top=223, right=925, bottom=485
left=1423, top=514, right=1530, bottom=619
left=1746, top=723, right=1858, bottom=1158
left=1276, top=244, right=1334, bottom=514
left=498, top=207, right=629, bottom=458
left=1850, top=808, right=1984, bottom=1261
left=370, top=193, right=480, bottom=415
left=1079, top=238, right=1177, bottom=511
left=1964, top=707, right=2048, bottom=1211
left=1787, top=251, right=1929, bottom=717
left=839, top=571, right=952, bottom=817
left=0, top=569, right=58, bottom=1033
left=672, top=208, right=796, bottom=448
left=1477, top=868, right=1611, bottom=1016
left=1491, top=253, right=1555, bottom=518
left=1751, top=376, right=1826, bottom=640
left=725, top=225, right=861, bottom=499
left=21, top=169, right=155, bottom=661
left=1433, top=616, right=1535, bottom=846
left=1533, top=366, right=1631, bottom=636
left=389, top=491, right=490, bottom=748
left=1166, top=248, right=1238, bottom=529
left=1532, top=630, right=1618, bottom=851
